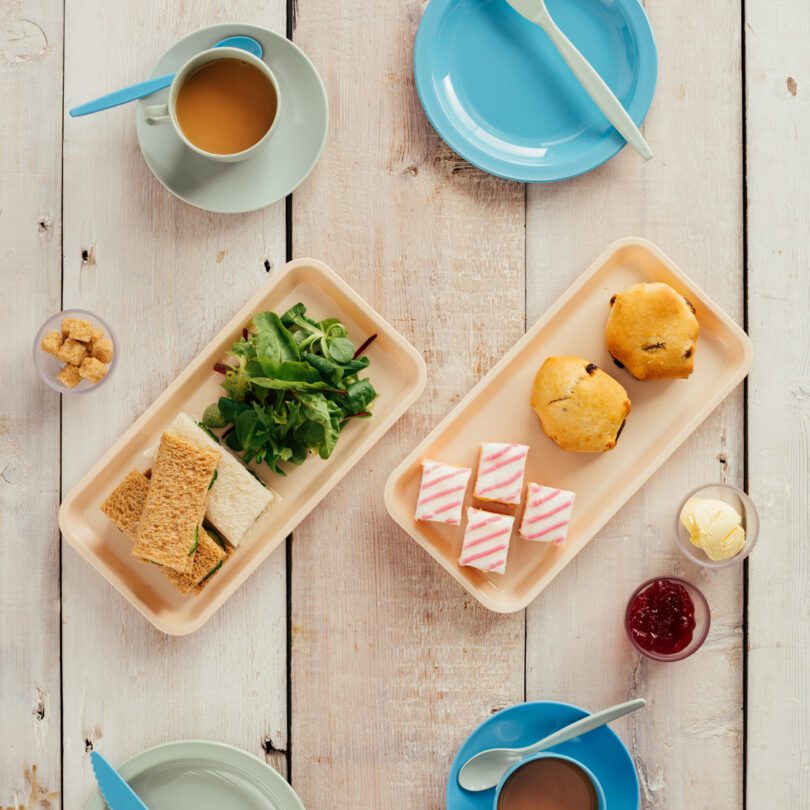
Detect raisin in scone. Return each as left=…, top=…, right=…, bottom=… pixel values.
left=606, top=282, right=699, bottom=380
left=530, top=356, right=631, bottom=453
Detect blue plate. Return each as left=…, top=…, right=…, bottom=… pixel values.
left=447, top=702, right=640, bottom=809
left=414, top=0, right=657, bottom=182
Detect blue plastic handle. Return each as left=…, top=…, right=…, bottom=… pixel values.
left=68, top=36, right=263, bottom=118
left=90, top=751, right=149, bottom=810
left=69, top=74, right=175, bottom=117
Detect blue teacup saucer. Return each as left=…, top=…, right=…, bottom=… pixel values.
left=447, top=701, right=640, bottom=809
left=414, top=0, right=657, bottom=182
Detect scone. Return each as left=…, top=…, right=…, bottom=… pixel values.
left=531, top=356, right=631, bottom=453
left=606, top=282, right=699, bottom=380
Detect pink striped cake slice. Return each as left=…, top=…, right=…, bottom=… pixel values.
left=415, top=459, right=472, bottom=525
left=473, top=442, right=529, bottom=506
left=519, top=482, right=575, bottom=544
left=458, top=507, right=515, bottom=575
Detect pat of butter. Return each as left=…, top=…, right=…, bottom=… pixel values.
left=680, top=497, right=746, bottom=562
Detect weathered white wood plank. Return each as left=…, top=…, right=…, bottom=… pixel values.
left=0, top=2, right=64, bottom=807
left=524, top=2, right=745, bottom=807
left=289, top=1, right=526, bottom=806
left=59, top=4, right=288, bottom=807
left=745, top=1, right=810, bottom=805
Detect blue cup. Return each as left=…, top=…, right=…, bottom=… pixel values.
left=493, top=752, right=606, bottom=810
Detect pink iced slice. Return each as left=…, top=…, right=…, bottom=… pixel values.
left=519, top=482, right=575, bottom=544
left=458, top=507, right=515, bottom=575
left=415, top=459, right=472, bottom=525
left=474, top=442, right=529, bottom=505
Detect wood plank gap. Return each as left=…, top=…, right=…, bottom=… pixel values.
left=59, top=0, right=67, bottom=800
left=286, top=195, right=294, bottom=263
left=285, top=0, right=295, bottom=784
left=523, top=183, right=528, bottom=706
left=285, top=534, right=294, bottom=781
left=740, top=2, right=750, bottom=808
left=523, top=183, right=528, bottom=334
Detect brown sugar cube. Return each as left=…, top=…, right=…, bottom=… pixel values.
left=61, top=317, right=80, bottom=338
left=79, top=356, right=108, bottom=384
left=57, top=364, right=82, bottom=389
left=68, top=319, right=95, bottom=343
left=40, top=330, right=63, bottom=357
left=57, top=338, right=87, bottom=366
left=90, top=336, right=114, bottom=364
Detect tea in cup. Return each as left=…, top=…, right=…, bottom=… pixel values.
left=145, top=47, right=280, bottom=163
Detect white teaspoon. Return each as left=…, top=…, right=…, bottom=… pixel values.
left=458, top=698, right=646, bottom=792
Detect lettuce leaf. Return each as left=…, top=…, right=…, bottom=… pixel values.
left=205, top=304, right=378, bottom=475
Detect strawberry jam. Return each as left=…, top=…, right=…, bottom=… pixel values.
left=628, top=579, right=696, bottom=655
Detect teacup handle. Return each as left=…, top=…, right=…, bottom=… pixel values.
left=144, top=104, right=170, bottom=125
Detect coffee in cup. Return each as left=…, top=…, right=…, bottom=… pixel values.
left=495, top=755, right=601, bottom=810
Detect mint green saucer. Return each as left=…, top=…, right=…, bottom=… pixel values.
left=84, top=740, right=304, bottom=809
left=136, top=23, right=328, bottom=213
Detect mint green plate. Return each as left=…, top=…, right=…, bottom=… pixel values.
left=84, top=740, right=305, bottom=809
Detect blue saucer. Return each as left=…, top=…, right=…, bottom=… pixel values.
left=447, top=702, right=640, bottom=809
left=414, top=0, right=657, bottom=182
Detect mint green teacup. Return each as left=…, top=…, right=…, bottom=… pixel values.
left=144, top=47, right=280, bottom=164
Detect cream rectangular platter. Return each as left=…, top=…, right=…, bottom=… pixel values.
left=60, top=259, right=426, bottom=634
left=385, top=238, right=752, bottom=613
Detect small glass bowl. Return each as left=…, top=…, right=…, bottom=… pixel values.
left=33, top=309, right=117, bottom=394
left=675, top=483, right=759, bottom=569
left=625, top=576, right=711, bottom=662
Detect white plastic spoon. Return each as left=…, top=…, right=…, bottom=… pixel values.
left=458, top=698, right=646, bottom=792
left=504, top=0, right=653, bottom=160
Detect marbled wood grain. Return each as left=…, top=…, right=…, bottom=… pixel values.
left=59, top=3, right=288, bottom=807
left=524, top=1, right=745, bottom=808
left=0, top=1, right=64, bottom=807
left=745, top=1, right=810, bottom=805
left=289, top=0, right=526, bottom=805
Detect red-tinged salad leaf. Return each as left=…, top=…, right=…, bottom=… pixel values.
left=204, top=303, right=377, bottom=474
left=353, top=333, right=378, bottom=359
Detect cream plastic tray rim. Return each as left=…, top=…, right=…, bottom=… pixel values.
left=60, top=259, right=427, bottom=634
left=384, top=237, right=752, bottom=612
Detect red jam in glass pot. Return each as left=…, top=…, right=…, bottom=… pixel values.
left=628, top=578, right=696, bottom=655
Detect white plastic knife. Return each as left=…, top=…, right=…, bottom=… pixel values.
left=504, top=0, right=653, bottom=160
left=90, top=751, right=149, bottom=810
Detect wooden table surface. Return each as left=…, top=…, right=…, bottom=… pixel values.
left=1, top=1, right=807, bottom=807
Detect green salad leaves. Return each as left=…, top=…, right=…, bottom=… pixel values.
left=203, top=303, right=377, bottom=475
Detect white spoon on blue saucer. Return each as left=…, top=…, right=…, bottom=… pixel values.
left=504, top=0, right=653, bottom=160
left=458, top=697, right=646, bottom=792
left=69, top=35, right=263, bottom=117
